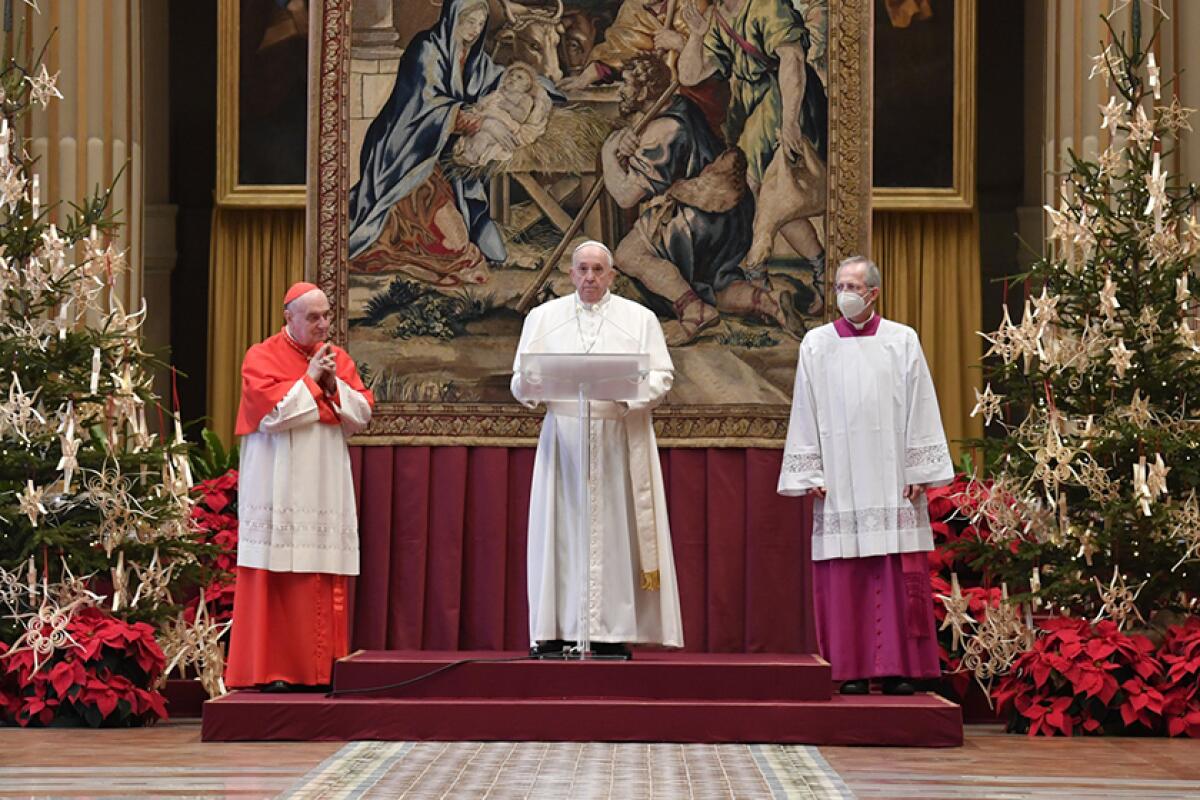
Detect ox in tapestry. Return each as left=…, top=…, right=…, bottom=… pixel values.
left=346, top=0, right=828, bottom=411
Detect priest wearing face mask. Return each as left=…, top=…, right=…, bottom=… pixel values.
left=776, top=256, right=953, bottom=696
left=225, top=282, right=374, bottom=692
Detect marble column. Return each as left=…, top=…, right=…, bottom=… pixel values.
left=352, top=0, right=400, bottom=56
left=349, top=0, right=404, bottom=188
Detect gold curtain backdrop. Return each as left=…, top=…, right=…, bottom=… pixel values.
left=873, top=210, right=984, bottom=462
left=206, top=211, right=982, bottom=455
left=207, top=207, right=306, bottom=443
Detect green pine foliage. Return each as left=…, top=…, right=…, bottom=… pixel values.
left=0, top=29, right=205, bottom=639
left=966, top=13, right=1200, bottom=623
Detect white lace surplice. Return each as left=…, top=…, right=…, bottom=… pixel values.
left=237, top=378, right=373, bottom=575
left=777, top=319, right=954, bottom=560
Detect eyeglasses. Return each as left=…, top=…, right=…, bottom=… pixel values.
left=834, top=282, right=870, bottom=293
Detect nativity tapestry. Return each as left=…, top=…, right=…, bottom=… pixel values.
left=310, top=0, right=872, bottom=445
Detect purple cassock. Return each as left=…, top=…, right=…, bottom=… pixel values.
left=779, top=313, right=951, bottom=682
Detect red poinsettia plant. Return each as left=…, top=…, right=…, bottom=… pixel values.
left=926, top=474, right=1200, bottom=737
left=1159, top=616, right=1200, bottom=737
left=991, top=616, right=1165, bottom=736
left=188, top=468, right=239, bottom=626
left=0, top=606, right=167, bottom=727
left=926, top=473, right=1001, bottom=698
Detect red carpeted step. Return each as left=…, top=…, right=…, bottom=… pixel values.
left=163, top=679, right=209, bottom=718
left=331, top=650, right=832, bottom=702
left=200, top=691, right=962, bottom=746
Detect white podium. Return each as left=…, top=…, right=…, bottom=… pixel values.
left=521, top=353, right=650, bottom=659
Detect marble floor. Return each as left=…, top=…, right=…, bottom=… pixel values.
left=1, top=722, right=1199, bottom=799
left=821, top=725, right=1200, bottom=799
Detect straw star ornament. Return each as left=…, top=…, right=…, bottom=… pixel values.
left=24, top=64, right=63, bottom=109
left=970, top=383, right=1004, bottom=427
left=1108, top=338, right=1134, bottom=378
left=1100, top=95, right=1129, bottom=137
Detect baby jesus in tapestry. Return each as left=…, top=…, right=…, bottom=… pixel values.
left=453, top=63, right=553, bottom=168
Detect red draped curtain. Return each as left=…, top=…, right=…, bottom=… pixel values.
left=349, top=447, right=817, bottom=654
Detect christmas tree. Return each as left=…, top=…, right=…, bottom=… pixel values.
left=964, top=7, right=1200, bottom=630
left=0, top=9, right=211, bottom=702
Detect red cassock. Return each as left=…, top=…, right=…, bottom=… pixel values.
left=225, top=328, right=373, bottom=688
left=225, top=569, right=350, bottom=687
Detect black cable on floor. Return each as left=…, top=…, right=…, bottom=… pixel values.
left=326, top=655, right=537, bottom=697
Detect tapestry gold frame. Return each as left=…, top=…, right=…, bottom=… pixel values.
left=872, top=0, right=976, bottom=211
left=216, top=0, right=308, bottom=208
left=307, top=0, right=875, bottom=447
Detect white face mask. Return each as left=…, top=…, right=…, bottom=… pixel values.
left=837, top=290, right=872, bottom=319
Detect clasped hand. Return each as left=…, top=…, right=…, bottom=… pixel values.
left=307, top=343, right=338, bottom=396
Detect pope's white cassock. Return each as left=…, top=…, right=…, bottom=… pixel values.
left=512, top=291, right=684, bottom=647
left=777, top=314, right=953, bottom=681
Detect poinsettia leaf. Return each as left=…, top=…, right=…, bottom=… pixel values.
left=1032, top=660, right=1052, bottom=688
left=48, top=661, right=76, bottom=698
left=992, top=685, right=1017, bottom=712
left=142, top=689, right=168, bottom=721
left=1078, top=672, right=1104, bottom=699
left=1061, top=640, right=1084, bottom=659
left=94, top=690, right=119, bottom=719
left=1134, top=659, right=1160, bottom=681
left=1097, top=676, right=1119, bottom=706
left=116, top=698, right=132, bottom=721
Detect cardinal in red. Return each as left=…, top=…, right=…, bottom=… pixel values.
left=225, top=282, right=374, bottom=691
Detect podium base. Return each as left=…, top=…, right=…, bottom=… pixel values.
left=529, top=641, right=633, bottom=661
left=534, top=650, right=633, bottom=661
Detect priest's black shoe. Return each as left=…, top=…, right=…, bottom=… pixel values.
left=839, top=679, right=869, bottom=695
left=530, top=639, right=573, bottom=658
left=261, top=680, right=293, bottom=693
left=882, top=677, right=916, bottom=695
left=591, top=642, right=632, bottom=659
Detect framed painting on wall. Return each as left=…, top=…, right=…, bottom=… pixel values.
left=217, top=0, right=310, bottom=207
left=871, top=0, right=976, bottom=210
left=308, top=0, right=873, bottom=446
